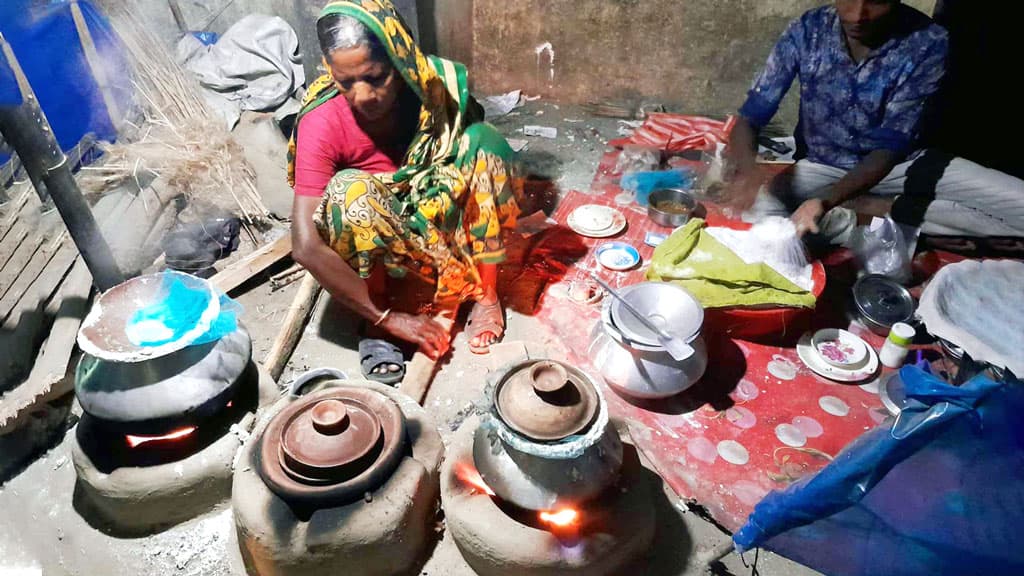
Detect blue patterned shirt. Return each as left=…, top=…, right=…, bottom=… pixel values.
left=739, top=5, right=948, bottom=170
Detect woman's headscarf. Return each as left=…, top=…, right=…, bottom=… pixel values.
left=287, top=0, right=480, bottom=201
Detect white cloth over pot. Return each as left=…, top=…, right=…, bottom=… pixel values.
left=176, top=15, right=305, bottom=129
left=917, top=259, right=1024, bottom=377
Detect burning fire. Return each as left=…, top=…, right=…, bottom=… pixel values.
left=454, top=461, right=495, bottom=496
left=539, top=508, right=580, bottom=528
left=454, top=462, right=581, bottom=531
left=125, top=426, right=198, bottom=448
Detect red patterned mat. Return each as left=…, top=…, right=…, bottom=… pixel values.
left=531, top=151, right=895, bottom=531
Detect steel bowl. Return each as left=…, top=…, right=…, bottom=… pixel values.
left=647, top=188, right=697, bottom=227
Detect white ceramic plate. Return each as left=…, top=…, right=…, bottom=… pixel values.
left=797, top=332, right=879, bottom=382
left=567, top=205, right=627, bottom=238
left=812, top=328, right=868, bottom=368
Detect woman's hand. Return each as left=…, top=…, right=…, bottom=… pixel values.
left=791, top=198, right=825, bottom=236
left=381, top=312, right=451, bottom=359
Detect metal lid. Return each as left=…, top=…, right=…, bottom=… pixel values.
left=78, top=271, right=221, bottom=363
left=258, top=387, right=406, bottom=506
left=609, top=282, right=703, bottom=347
left=852, top=275, right=915, bottom=328
left=495, top=360, right=598, bottom=441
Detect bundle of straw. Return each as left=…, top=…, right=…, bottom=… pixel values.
left=80, top=2, right=270, bottom=232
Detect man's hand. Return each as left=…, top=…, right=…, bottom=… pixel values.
left=720, top=117, right=761, bottom=211
left=723, top=145, right=757, bottom=182
left=791, top=198, right=826, bottom=236
left=381, top=312, right=451, bottom=359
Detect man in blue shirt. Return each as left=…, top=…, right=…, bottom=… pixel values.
left=726, top=0, right=1024, bottom=243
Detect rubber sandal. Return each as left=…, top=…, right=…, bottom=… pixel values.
left=467, top=301, right=505, bottom=355
left=359, top=339, right=405, bottom=385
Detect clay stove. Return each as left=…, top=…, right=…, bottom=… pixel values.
left=441, top=360, right=656, bottom=576
left=232, top=379, right=443, bottom=576
left=71, top=272, right=277, bottom=534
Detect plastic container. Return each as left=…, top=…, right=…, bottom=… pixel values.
left=879, top=322, right=915, bottom=368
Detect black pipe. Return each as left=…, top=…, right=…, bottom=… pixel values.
left=0, top=34, right=123, bottom=291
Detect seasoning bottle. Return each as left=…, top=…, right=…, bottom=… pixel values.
left=879, top=322, right=915, bottom=368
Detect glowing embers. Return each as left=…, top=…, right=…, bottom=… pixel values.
left=539, top=508, right=580, bottom=529
left=453, top=460, right=584, bottom=537
left=454, top=460, right=495, bottom=496
left=124, top=426, right=198, bottom=449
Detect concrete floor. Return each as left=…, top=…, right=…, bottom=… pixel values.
left=0, top=101, right=820, bottom=576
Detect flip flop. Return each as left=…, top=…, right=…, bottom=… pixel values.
left=359, top=339, right=405, bottom=385
left=467, top=300, right=505, bottom=355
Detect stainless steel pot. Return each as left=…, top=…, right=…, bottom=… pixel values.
left=588, top=283, right=707, bottom=399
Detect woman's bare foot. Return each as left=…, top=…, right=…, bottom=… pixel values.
left=468, top=292, right=505, bottom=353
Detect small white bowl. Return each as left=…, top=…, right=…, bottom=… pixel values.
left=811, top=328, right=868, bottom=369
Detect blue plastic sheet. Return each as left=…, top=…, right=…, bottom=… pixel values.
left=126, top=273, right=242, bottom=348
left=733, top=366, right=1024, bottom=575
left=620, top=168, right=695, bottom=206
left=0, top=0, right=133, bottom=165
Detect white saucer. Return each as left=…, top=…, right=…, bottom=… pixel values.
left=567, top=205, right=627, bottom=238
left=797, top=332, right=879, bottom=382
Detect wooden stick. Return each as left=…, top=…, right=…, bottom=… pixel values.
left=400, top=307, right=457, bottom=405
left=270, top=262, right=304, bottom=282
left=0, top=259, right=92, bottom=434
left=209, top=234, right=292, bottom=294
left=262, top=273, right=322, bottom=381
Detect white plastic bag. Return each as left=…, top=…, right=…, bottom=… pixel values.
left=846, top=217, right=912, bottom=283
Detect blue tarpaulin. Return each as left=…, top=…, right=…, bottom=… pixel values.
left=733, top=366, right=1024, bottom=575
left=0, top=54, right=20, bottom=107
left=0, top=0, right=132, bottom=166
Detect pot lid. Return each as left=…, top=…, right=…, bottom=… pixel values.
left=258, top=386, right=406, bottom=505
left=852, top=275, right=915, bottom=328
left=495, top=360, right=598, bottom=441
left=609, top=282, right=703, bottom=347
left=278, top=397, right=383, bottom=485
left=78, top=271, right=221, bottom=363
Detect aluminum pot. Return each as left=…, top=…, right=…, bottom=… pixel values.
left=473, top=361, right=623, bottom=511
left=588, top=283, right=707, bottom=399
left=75, top=325, right=252, bottom=434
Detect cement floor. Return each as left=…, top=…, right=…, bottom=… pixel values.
left=0, top=101, right=820, bottom=576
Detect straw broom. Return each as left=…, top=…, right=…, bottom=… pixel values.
left=80, top=2, right=270, bottom=237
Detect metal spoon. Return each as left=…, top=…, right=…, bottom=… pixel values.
left=591, top=275, right=694, bottom=361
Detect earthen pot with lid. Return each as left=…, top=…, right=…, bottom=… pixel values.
left=495, top=360, right=599, bottom=441
left=474, top=360, right=623, bottom=511
left=257, top=386, right=406, bottom=507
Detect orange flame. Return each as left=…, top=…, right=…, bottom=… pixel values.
left=454, top=461, right=495, bottom=496
left=539, top=508, right=580, bottom=528
left=125, top=426, right=198, bottom=448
